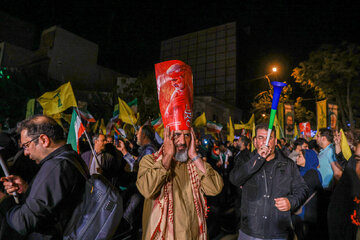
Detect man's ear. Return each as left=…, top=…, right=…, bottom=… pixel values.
left=39, top=134, right=51, bottom=147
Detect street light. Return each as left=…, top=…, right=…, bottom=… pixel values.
left=265, top=67, right=278, bottom=88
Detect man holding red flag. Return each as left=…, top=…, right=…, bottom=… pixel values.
left=136, top=60, right=223, bottom=239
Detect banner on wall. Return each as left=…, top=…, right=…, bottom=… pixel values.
left=327, top=103, right=338, bottom=130
left=316, top=100, right=327, bottom=130
left=284, top=104, right=295, bottom=140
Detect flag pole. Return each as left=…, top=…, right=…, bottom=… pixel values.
left=76, top=108, right=101, bottom=167
left=0, top=154, right=20, bottom=204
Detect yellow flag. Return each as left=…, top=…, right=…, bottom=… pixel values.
left=340, top=129, right=352, bottom=160
left=49, top=112, right=72, bottom=126
left=156, top=122, right=164, bottom=139
left=227, top=116, right=235, bottom=142
left=118, top=97, right=137, bottom=125
left=235, top=114, right=255, bottom=130
left=251, top=121, right=255, bottom=152
left=100, top=118, right=106, bottom=135
left=274, top=115, right=282, bottom=140
left=194, top=112, right=207, bottom=127
left=37, top=82, right=77, bottom=116
left=316, top=100, right=327, bottom=129
left=26, top=99, right=35, bottom=119
left=92, top=119, right=99, bottom=134
left=277, top=103, right=284, bottom=131
left=50, top=113, right=65, bottom=129
left=294, top=122, right=299, bottom=139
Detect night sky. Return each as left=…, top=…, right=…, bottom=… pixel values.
left=3, top=0, right=360, bottom=79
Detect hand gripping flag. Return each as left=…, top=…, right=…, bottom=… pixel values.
left=67, top=109, right=86, bottom=153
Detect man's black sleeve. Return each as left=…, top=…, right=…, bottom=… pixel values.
left=229, top=152, right=266, bottom=187
left=287, top=161, right=309, bottom=211
left=0, top=160, right=82, bottom=235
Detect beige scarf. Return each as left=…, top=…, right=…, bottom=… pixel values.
left=148, top=148, right=208, bottom=240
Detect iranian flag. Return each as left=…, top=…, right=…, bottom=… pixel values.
left=151, top=117, right=164, bottom=139
left=206, top=121, right=223, bottom=133
left=151, top=117, right=163, bottom=130
left=76, top=109, right=96, bottom=122
left=67, top=109, right=86, bottom=153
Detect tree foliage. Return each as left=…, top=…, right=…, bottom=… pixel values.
left=121, top=71, right=159, bottom=124
left=294, top=97, right=315, bottom=125
left=251, top=82, right=292, bottom=120
left=291, top=42, right=360, bottom=129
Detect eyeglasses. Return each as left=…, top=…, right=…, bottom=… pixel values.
left=22, top=136, right=40, bottom=150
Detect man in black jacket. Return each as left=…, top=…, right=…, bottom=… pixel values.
left=229, top=124, right=308, bottom=240
left=81, top=133, right=119, bottom=186
left=0, top=115, right=86, bottom=239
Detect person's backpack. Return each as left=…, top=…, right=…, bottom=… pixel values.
left=61, top=156, right=123, bottom=240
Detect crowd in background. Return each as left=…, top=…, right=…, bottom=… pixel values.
left=0, top=120, right=360, bottom=239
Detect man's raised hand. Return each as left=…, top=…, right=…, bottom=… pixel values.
left=162, top=126, right=175, bottom=169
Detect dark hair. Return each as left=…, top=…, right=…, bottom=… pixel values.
left=319, top=128, right=333, bottom=143
left=141, top=125, right=155, bottom=142
left=16, top=115, right=65, bottom=142
left=293, top=138, right=309, bottom=149
left=239, top=136, right=250, bottom=147
left=308, top=139, right=319, bottom=151
left=106, top=135, right=114, bottom=141
left=255, top=123, right=276, bottom=137
left=93, top=133, right=104, bottom=144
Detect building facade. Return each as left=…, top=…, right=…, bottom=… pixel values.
left=160, top=22, right=242, bottom=124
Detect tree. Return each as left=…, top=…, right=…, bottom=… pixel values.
left=251, top=82, right=292, bottom=121
left=291, top=42, right=360, bottom=129
left=294, top=97, right=315, bottom=125
left=121, top=71, right=159, bottom=124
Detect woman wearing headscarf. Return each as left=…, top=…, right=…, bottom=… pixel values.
left=292, top=149, right=323, bottom=240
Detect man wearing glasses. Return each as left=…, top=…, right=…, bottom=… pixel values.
left=0, top=115, right=87, bottom=239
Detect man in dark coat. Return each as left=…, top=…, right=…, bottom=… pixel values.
left=229, top=124, right=308, bottom=240
left=81, top=133, right=119, bottom=186
left=0, top=115, right=86, bottom=239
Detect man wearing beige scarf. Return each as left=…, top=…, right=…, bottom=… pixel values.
left=137, top=127, right=223, bottom=239
left=136, top=60, right=223, bottom=239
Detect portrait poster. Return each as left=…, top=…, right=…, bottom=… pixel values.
left=299, top=122, right=311, bottom=139
left=316, top=100, right=327, bottom=129
left=284, top=104, right=295, bottom=140
left=327, top=103, right=338, bottom=130
left=155, top=60, right=193, bottom=131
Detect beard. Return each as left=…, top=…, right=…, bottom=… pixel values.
left=175, top=148, right=188, bottom=162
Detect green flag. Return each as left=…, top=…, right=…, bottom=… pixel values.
left=26, top=99, right=35, bottom=119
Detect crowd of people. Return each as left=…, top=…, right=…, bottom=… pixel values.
left=0, top=59, right=359, bottom=240
left=0, top=117, right=359, bottom=239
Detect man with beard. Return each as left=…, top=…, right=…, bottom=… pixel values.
left=136, top=127, right=223, bottom=239
left=137, top=59, right=223, bottom=240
